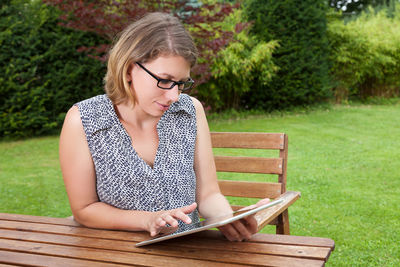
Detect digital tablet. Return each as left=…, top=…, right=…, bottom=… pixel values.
left=135, top=198, right=283, bottom=247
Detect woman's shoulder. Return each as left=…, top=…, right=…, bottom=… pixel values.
left=188, top=96, right=202, bottom=110
left=178, top=95, right=208, bottom=120
left=75, top=94, right=113, bottom=118
left=75, top=94, right=109, bottom=108
left=187, top=96, right=207, bottom=118
left=63, top=105, right=83, bottom=130
left=73, top=94, right=116, bottom=136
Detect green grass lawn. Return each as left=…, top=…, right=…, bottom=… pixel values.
left=1, top=102, right=399, bottom=266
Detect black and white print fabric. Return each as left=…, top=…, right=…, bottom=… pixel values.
left=76, top=94, right=199, bottom=223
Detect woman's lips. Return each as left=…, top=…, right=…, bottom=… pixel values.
left=156, top=102, right=170, bottom=111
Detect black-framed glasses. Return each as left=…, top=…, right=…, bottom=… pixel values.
left=136, top=62, right=194, bottom=92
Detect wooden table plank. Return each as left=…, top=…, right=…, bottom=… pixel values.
left=162, top=236, right=332, bottom=261
left=0, top=220, right=330, bottom=261
left=0, top=239, right=244, bottom=267
left=195, top=229, right=335, bottom=248
left=251, top=233, right=335, bottom=248
left=0, top=213, right=80, bottom=227
left=0, top=219, right=148, bottom=241
left=0, top=230, right=325, bottom=267
left=0, top=250, right=122, bottom=267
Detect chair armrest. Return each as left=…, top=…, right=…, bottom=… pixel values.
left=255, top=191, right=301, bottom=231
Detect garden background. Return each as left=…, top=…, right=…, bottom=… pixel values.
left=1, top=0, right=400, bottom=266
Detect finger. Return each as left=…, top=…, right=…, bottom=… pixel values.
left=237, top=204, right=256, bottom=212
left=241, top=215, right=258, bottom=234
left=171, top=209, right=192, bottom=224
left=255, top=198, right=270, bottom=207
left=150, top=225, right=162, bottom=237
left=156, top=216, right=167, bottom=227
left=232, top=220, right=252, bottom=241
left=218, top=224, right=241, bottom=242
left=171, top=203, right=197, bottom=224
left=150, top=229, right=157, bottom=237
left=162, top=214, right=179, bottom=228
left=150, top=217, right=173, bottom=237
left=238, top=198, right=271, bottom=212
left=180, top=202, right=197, bottom=214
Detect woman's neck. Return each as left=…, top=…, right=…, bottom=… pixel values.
left=115, top=101, right=160, bottom=131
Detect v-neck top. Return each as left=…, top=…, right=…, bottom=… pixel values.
left=75, top=94, right=199, bottom=223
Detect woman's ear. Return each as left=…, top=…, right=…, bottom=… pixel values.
left=126, top=64, right=134, bottom=82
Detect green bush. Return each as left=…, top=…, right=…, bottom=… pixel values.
left=195, top=9, right=279, bottom=111
left=243, top=0, right=331, bottom=110
left=327, top=6, right=400, bottom=102
left=0, top=0, right=106, bottom=138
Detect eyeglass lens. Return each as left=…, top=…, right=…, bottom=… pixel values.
left=136, top=62, right=194, bottom=91
left=158, top=79, right=194, bottom=91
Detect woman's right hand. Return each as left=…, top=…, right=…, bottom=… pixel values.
left=147, top=202, right=197, bottom=236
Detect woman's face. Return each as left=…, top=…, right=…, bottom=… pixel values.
left=128, top=55, right=191, bottom=118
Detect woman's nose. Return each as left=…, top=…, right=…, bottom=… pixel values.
left=165, top=85, right=180, bottom=103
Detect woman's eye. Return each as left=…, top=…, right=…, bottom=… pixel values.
left=159, top=79, right=173, bottom=86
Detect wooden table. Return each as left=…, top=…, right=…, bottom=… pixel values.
left=0, top=213, right=334, bottom=266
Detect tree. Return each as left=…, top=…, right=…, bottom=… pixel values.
left=327, top=4, right=400, bottom=101
left=243, top=0, right=331, bottom=110
left=197, top=9, right=279, bottom=110
left=43, top=0, right=244, bottom=85
left=0, top=0, right=106, bottom=138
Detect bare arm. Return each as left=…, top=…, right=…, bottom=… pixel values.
left=192, top=97, right=257, bottom=241
left=191, top=98, right=231, bottom=217
left=59, top=106, right=195, bottom=235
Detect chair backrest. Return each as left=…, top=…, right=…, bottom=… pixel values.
left=210, top=132, right=288, bottom=212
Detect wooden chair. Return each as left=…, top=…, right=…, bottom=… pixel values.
left=210, top=132, right=300, bottom=235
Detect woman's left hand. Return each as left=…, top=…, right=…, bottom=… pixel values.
left=218, top=215, right=258, bottom=242
left=217, top=198, right=270, bottom=241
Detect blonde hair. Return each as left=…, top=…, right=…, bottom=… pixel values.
left=104, top=12, right=198, bottom=105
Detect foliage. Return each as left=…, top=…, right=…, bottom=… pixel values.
left=195, top=9, right=279, bottom=111
left=0, top=0, right=106, bottom=138
left=327, top=5, right=400, bottom=102
left=43, top=0, right=244, bottom=85
left=243, top=0, right=332, bottom=111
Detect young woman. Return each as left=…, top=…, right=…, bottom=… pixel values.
left=59, top=12, right=257, bottom=241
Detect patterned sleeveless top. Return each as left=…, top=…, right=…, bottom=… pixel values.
left=75, top=94, right=199, bottom=223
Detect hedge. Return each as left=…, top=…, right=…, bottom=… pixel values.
left=327, top=6, right=400, bottom=102
left=243, top=0, right=332, bottom=110
left=0, top=0, right=106, bottom=138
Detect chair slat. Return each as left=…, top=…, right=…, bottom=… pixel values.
left=211, top=132, right=285, bottom=149
left=211, top=132, right=295, bottom=235
left=218, top=180, right=282, bottom=199
left=215, top=156, right=283, bottom=174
